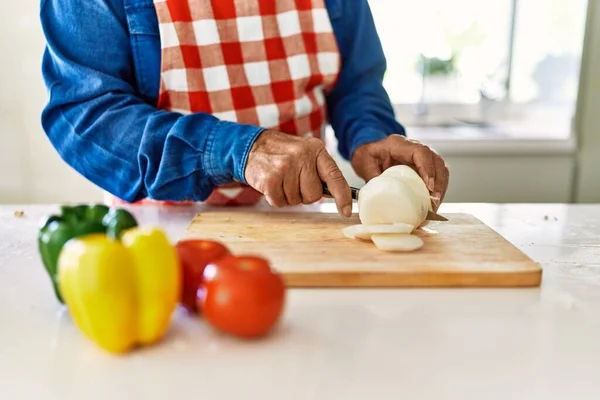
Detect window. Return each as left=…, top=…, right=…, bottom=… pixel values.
left=369, top=0, right=589, bottom=139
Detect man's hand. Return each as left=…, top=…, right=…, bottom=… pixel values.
left=245, top=131, right=353, bottom=218
left=351, top=135, right=450, bottom=204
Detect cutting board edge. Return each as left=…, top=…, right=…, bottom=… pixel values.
left=283, top=268, right=542, bottom=288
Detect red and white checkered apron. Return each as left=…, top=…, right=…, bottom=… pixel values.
left=106, top=0, right=340, bottom=207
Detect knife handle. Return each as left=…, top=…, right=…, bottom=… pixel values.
left=322, top=182, right=360, bottom=201
left=322, top=182, right=333, bottom=198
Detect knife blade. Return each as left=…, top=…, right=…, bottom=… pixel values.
left=322, top=182, right=448, bottom=222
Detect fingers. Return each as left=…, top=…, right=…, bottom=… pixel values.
left=387, top=136, right=436, bottom=193
left=264, top=177, right=286, bottom=208
left=283, top=170, right=302, bottom=206
left=244, top=130, right=289, bottom=208
left=315, top=146, right=352, bottom=218
left=410, top=146, right=436, bottom=193
left=433, top=155, right=450, bottom=203
left=299, top=165, right=323, bottom=204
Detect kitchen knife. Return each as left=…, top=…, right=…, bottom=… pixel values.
left=322, top=183, right=448, bottom=222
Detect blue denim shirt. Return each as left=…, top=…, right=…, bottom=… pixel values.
left=40, top=0, right=405, bottom=202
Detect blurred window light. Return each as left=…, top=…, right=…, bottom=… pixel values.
left=369, top=0, right=588, bottom=135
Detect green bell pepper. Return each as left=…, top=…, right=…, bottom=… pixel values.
left=103, top=208, right=139, bottom=240
left=37, top=204, right=138, bottom=303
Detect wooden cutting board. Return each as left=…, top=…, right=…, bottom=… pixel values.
left=182, top=211, right=542, bottom=288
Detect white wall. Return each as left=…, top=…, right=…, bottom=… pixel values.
left=0, top=1, right=591, bottom=204
left=0, top=1, right=103, bottom=204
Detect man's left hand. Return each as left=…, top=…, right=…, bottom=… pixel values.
left=351, top=135, right=450, bottom=204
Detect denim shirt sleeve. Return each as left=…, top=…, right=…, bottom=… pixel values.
left=326, top=0, right=405, bottom=161
left=40, top=0, right=263, bottom=202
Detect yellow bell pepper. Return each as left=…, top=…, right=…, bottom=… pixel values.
left=57, top=227, right=181, bottom=354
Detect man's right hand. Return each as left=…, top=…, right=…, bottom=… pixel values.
left=244, top=130, right=353, bottom=218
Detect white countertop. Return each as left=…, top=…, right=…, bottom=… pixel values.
left=1, top=203, right=600, bottom=400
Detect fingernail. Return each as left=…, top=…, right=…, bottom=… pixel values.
left=342, top=205, right=352, bottom=218
left=428, top=177, right=435, bottom=192
left=433, top=192, right=441, bottom=199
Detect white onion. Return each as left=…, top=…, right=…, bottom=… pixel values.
left=380, top=164, right=422, bottom=182
left=342, top=223, right=414, bottom=241
left=380, top=165, right=432, bottom=216
left=358, top=165, right=432, bottom=228
left=371, top=234, right=424, bottom=252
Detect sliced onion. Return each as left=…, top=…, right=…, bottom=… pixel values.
left=358, top=177, right=424, bottom=227
left=342, top=223, right=414, bottom=241
left=371, top=234, right=424, bottom=252
left=353, top=165, right=437, bottom=250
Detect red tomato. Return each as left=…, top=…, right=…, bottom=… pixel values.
left=199, top=255, right=286, bottom=338
left=175, top=240, right=231, bottom=313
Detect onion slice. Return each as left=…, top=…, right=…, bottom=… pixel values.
left=371, top=234, right=424, bottom=252
left=342, top=223, right=414, bottom=241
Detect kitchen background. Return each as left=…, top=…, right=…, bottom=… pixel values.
left=1, top=0, right=599, bottom=204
